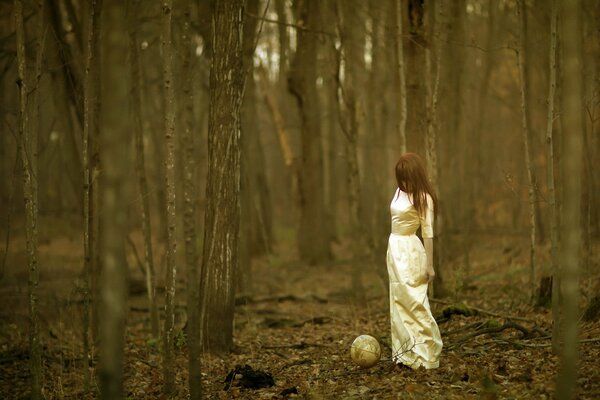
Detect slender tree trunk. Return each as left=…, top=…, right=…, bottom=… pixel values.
left=82, top=0, right=101, bottom=391
left=275, top=0, right=288, bottom=86
left=556, top=0, right=583, bottom=397
left=199, top=0, right=245, bottom=353
left=175, top=0, right=201, bottom=396
left=128, top=0, right=159, bottom=340
left=98, top=1, right=130, bottom=398
left=241, top=0, right=272, bottom=282
left=160, top=0, right=178, bottom=395
left=15, top=1, right=42, bottom=397
left=335, top=0, right=368, bottom=294
left=424, top=0, right=446, bottom=298
left=289, top=0, right=331, bottom=264
left=517, top=0, right=539, bottom=302
left=545, top=0, right=561, bottom=352
left=394, top=0, right=407, bottom=154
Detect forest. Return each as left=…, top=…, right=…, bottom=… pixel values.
left=0, top=0, right=599, bottom=398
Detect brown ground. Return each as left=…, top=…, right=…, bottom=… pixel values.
left=1, top=217, right=599, bottom=399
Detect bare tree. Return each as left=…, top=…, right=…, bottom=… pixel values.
left=128, top=0, right=159, bottom=340
left=289, top=0, right=331, bottom=264
left=98, top=1, right=130, bottom=398
left=174, top=0, right=201, bottom=396
left=82, top=0, right=102, bottom=391
left=424, top=0, right=446, bottom=298
left=334, top=0, right=369, bottom=294
left=199, top=0, right=245, bottom=353
left=14, top=0, right=42, bottom=397
left=545, top=0, right=561, bottom=352
left=160, top=0, right=178, bottom=395
left=556, top=0, right=584, bottom=397
left=516, top=0, right=539, bottom=301
left=394, top=0, right=407, bottom=154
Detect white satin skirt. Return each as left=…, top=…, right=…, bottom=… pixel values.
left=386, top=233, right=442, bottom=369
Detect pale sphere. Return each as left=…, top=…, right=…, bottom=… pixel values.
left=350, top=335, right=381, bottom=368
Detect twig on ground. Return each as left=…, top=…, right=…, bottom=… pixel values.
left=447, top=321, right=538, bottom=350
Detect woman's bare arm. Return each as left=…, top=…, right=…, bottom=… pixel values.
left=424, top=237, right=435, bottom=282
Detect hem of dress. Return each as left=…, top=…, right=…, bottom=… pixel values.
left=394, top=357, right=439, bottom=370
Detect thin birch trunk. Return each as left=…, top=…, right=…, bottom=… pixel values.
left=15, top=1, right=42, bottom=397
left=394, top=0, right=407, bottom=154
left=546, top=0, right=561, bottom=353
left=99, top=1, right=129, bottom=398
left=161, top=0, right=178, bottom=395
left=177, top=0, right=201, bottom=397
left=517, top=0, right=538, bottom=302
left=82, top=0, right=101, bottom=391
left=557, top=0, right=583, bottom=396
left=128, top=0, right=159, bottom=340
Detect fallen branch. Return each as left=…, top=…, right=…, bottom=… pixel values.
left=236, top=294, right=328, bottom=305
left=447, top=321, right=539, bottom=350
left=495, top=337, right=600, bottom=348
left=263, top=341, right=323, bottom=350
left=434, top=302, right=535, bottom=323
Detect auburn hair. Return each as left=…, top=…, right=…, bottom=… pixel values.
left=394, top=153, right=437, bottom=217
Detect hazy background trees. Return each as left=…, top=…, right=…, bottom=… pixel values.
left=0, top=0, right=598, bottom=398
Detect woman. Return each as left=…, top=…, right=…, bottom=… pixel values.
left=387, top=153, right=442, bottom=369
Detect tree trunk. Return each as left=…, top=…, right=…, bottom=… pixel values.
left=288, top=0, right=331, bottom=264
left=394, top=0, right=407, bottom=154
left=424, top=0, right=446, bottom=298
left=517, top=0, right=539, bottom=302
left=128, top=0, right=159, bottom=341
left=160, top=0, right=178, bottom=395
left=82, top=0, right=101, bottom=391
left=174, top=0, right=201, bottom=396
left=556, top=0, right=583, bottom=397
left=240, top=0, right=273, bottom=289
left=199, top=0, right=245, bottom=353
left=335, top=0, right=369, bottom=294
left=275, top=0, right=288, bottom=85
left=545, top=0, right=561, bottom=351
left=98, top=1, right=130, bottom=398
left=15, top=1, right=42, bottom=397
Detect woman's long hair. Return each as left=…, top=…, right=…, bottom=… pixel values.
left=395, top=153, right=437, bottom=216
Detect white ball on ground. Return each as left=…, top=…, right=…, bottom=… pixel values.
left=350, top=335, right=381, bottom=368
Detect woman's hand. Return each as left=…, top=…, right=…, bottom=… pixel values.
left=426, top=266, right=435, bottom=282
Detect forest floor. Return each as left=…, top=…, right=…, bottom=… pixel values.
left=1, top=216, right=600, bottom=399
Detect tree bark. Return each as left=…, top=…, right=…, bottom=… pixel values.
left=517, top=0, right=539, bottom=302
left=127, top=0, right=159, bottom=341
left=335, top=0, right=369, bottom=294
left=98, top=1, right=130, bottom=398
left=82, top=0, right=101, bottom=391
left=199, top=0, right=245, bottom=353
left=160, top=0, right=178, bottom=395
left=394, top=0, right=407, bottom=154
left=424, top=0, right=446, bottom=298
left=241, top=0, right=273, bottom=284
left=174, top=0, right=201, bottom=396
left=15, top=1, right=42, bottom=397
left=289, top=0, right=331, bottom=264
left=545, top=0, right=561, bottom=352
left=556, top=0, right=583, bottom=397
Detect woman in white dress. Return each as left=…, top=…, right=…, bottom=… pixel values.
left=387, top=153, right=442, bottom=369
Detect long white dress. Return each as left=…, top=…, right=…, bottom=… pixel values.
left=387, top=189, right=442, bottom=369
